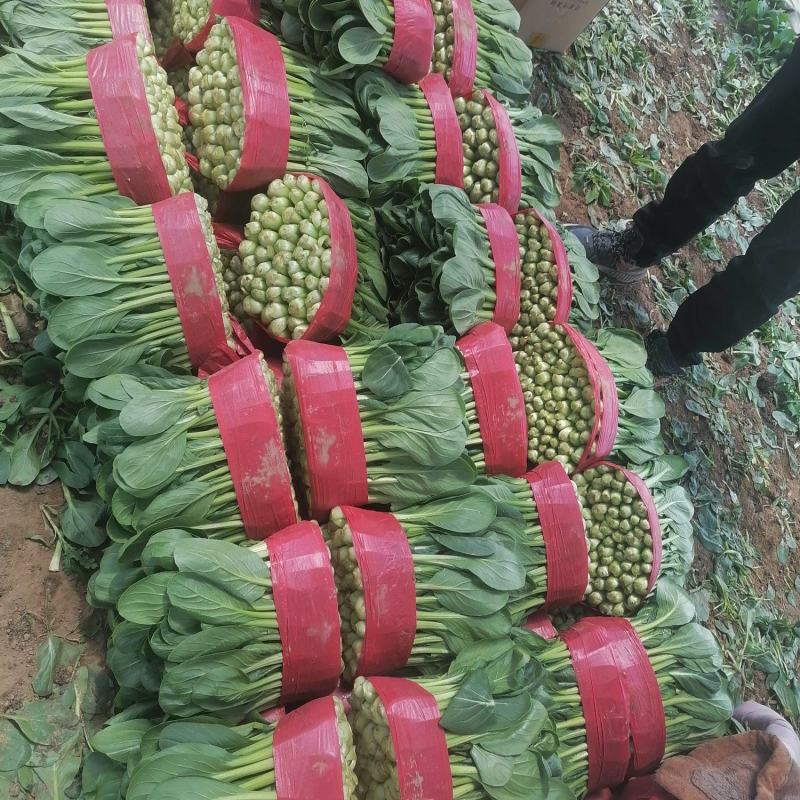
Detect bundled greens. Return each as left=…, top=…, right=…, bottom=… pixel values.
left=525, top=581, right=733, bottom=798
left=355, top=71, right=561, bottom=206
left=27, top=193, right=233, bottom=378
left=224, top=174, right=388, bottom=340
left=0, top=36, right=191, bottom=204
left=188, top=19, right=369, bottom=196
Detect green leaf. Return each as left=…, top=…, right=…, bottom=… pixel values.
left=118, top=572, right=174, bottom=625
left=362, top=343, right=413, bottom=398
left=376, top=95, right=420, bottom=152
left=145, top=776, right=242, bottom=800
left=434, top=568, right=509, bottom=616
left=31, top=635, right=82, bottom=698
left=439, top=670, right=495, bottom=734
left=480, top=699, right=549, bottom=756
left=113, top=430, right=187, bottom=498
left=471, top=746, right=514, bottom=787
left=7, top=426, right=44, bottom=486
left=119, top=390, right=188, bottom=437
left=449, top=288, right=486, bottom=334
left=430, top=533, right=497, bottom=557
left=61, top=493, right=106, bottom=547
left=409, top=347, right=463, bottom=392
left=47, top=295, right=129, bottom=349
left=622, top=388, right=666, bottom=419
left=52, top=439, right=96, bottom=489
left=140, top=529, right=193, bottom=574
left=166, top=575, right=255, bottom=625
left=125, top=745, right=230, bottom=800
left=65, top=334, right=151, bottom=379
left=91, top=719, right=152, bottom=763
left=453, top=544, right=527, bottom=591
left=30, top=243, right=119, bottom=296
left=337, top=25, right=384, bottom=64
left=168, top=625, right=263, bottom=663
left=483, top=751, right=548, bottom=800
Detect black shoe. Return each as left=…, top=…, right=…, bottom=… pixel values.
left=567, top=224, right=650, bottom=284
left=645, top=332, right=701, bottom=376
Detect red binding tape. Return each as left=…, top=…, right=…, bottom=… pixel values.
left=478, top=204, right=521, bottom=332
left=448, top=0, right=477, bottom=98
left=419, top=74, right=464, bottom=188
left=213, top=222, right=244, bottom=251
left=384, top=0, right=435, bottom=84
left=343, top=507, right=417, bottom=678
left=594, top=461, right=662, bottom=593
left=87, top=35, right=173, bottom=204
left=522, top=208, right=573, bottom=324
left=161, top=38, right=194, bottom=71
left=285, top=341, right=369, bottom=519
left=482, top=90, right=522, bottom=214
left=174, top=95, right=189, bottom=127
left=527, top=461, right=588, bottom=608
left=523, top=610, right=558, bottom=639
left=104, top=0, right=152, bottom=40
left=273, top=696, right=346, bottom=800
left=268, top=176, right=357, bottom=344
left=207, top=353, right=298, bottom=537
left=198, top=314, right=258, bottom=376
left=226, top=21, right=290, bottom=192
left=457, top=322, right=527, bottom=477
left=371, top=678, right=454, bottom=800
left=270, top=521, right=342, bottom=703
left=185, top=0, right=260, bottom=52
left=152, top=193, right=231, bottom=369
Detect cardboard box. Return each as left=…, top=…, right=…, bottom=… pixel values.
left=512, top=0, right=610, bottom=52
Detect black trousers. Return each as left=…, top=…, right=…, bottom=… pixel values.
left=632, top=37, right=800, bottom=359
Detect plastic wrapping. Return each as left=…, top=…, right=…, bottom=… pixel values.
left=161, top=39, right=194, bottom=71
left=285, top=341, right=369, bottom=519
left=523, top=611, right=558, bottom=639
left=87, top=35, right=173, bottom=204
left=522, top=208, right=573, bottom=323
left=268, top=176, right=357, bottom=343
left=152, top=193, right=232, bottom=369
left=527, top=461, right=588, bottom=608
left=104, top=0, right=152, bottom=40
left=384, top=0, right=435, bottom=84
left=226, top=21, right=290, bottom=192
left=371, top=677, right=454, bottom=800
left=207, top=353, right=298, bottom=537
left=212, top=222, right=244, bottom=251
left=481, top=90, right=521, bottom=214
left=342, top=506, right=416, bottom=678
left=419, top=74, right=464, bottom=188
left=478, top=204, right=521, bottom=331
left=270, top=522, right=342, bottom=704
left=174, top=95, right=189, bottom=126
left=448, top=0, right=477, bottom=98
left=185, top=0, right=260, bottom=52
left=198, top=314, right=259, bottom=376
left=457, top=322, right=527, bottom=477
left=273, top=696, right=347, bottom=800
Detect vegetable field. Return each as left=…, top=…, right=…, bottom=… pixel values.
left=0, top=0, right=796, bottom=798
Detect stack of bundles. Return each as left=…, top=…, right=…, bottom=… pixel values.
left=223, top=173, right=388, bottom=342
left=90, top=696, right=358, bottom=799
left=0, top=34, right=191, bottom=205
left=349, top=637, right=571, bottom=800
left=26, top=193, right=250, bottom=379
left=85, top=352, right=298, bottom=568
left=186, top=18, right=369, bottom=197
left=279, top=0, right=532, bottom=100
left=378, top=184, right=598, bottom=335
left=355, top=70, right=561, bottom=209
left=108, top=523, right=342, bottom=719
left=281, top=324, right=475, bottom=517
left=522, top=580, right=734, bottom=798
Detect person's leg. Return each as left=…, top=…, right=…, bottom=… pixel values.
left=666, top=188, right=800, bottom=360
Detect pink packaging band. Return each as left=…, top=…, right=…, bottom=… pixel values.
left=522, top=208, right=573, bottom=323
left=270, top=521, right=342, bottom=704
left=526, top=461, right=588, bottom=608
left=342, top=506, right=417, bottom=678
left=104, top=0, right=152, bottom=40
left=371, top=677, right=454, bottom=800
left=285, top=341, right=369, bottom=519
left=207, top=353, right=298, bottom=538
left=419, top=73, right=464, bottom=188
left=384, top=0, right=435, bottom=83
left=87, top=35, right=173, bottom=204
left=478, top=204, right=521, bottom=332
left=457, top=322, right=527, bottom=477
left=197, top=314, right=259, bottom=376
left=523, top=611, right=558, bottom=639
left=160, top=39, right=194, bottom=71
left=185, top=0, right=260, bottom=52
left=448, top=0, right=477, bottom=98
left=482, top=90, right=521, bottom=214
left=213, top=222, right=244, bottom=251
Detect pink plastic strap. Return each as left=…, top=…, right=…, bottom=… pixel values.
left=207, top=353, right=297, bottom=538
left=104, top=0, right=151, bottom=40
left=285, top=341, right=369, bottom=518
left=174, top=95, right=189, bottom=126
left=523, top=611, right=558, bottom=639
left=419, top=74, right=464, bottom=188
left=268, top=176, right=357, bottom=343
left=161, top=40, right=195, bottom=71
left=448, top=0, right=477, bottom=97
left=343, top=507, right=417, bottom=678
left=594, top=461, right=662, bottom=593
left=384, top=0, right=435, bottom=84
left=527, top=461, right=588, bottom=608
left=213, top=222, right=244, bottom=251
left=151, top=193, right=230, bottom=368
left=522, top=208, right=573, bottom=323
left=197, top=315, right=258, bottom=376
left=482, top=90, right=521, bottom=214
left=185, top=0, right=260, bottom=52
left=457, top=322, right=527, bottom=477
left=478, top=204, right=521, bottom=331
left=270, top=522, right=342, bottom=703
left=371, top=678, right=454, bottom=800
left=87, top=35, right=173, bottom=204
left=273, top=697, right=346, bottom=800
left=226, top=21, right=290, bottom=191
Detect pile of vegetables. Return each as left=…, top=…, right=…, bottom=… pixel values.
left=0, top=35, right=192, bottom=205
left=224, top=174, right=388, bottom=341
left=188, top=19, right=369, bottom=196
